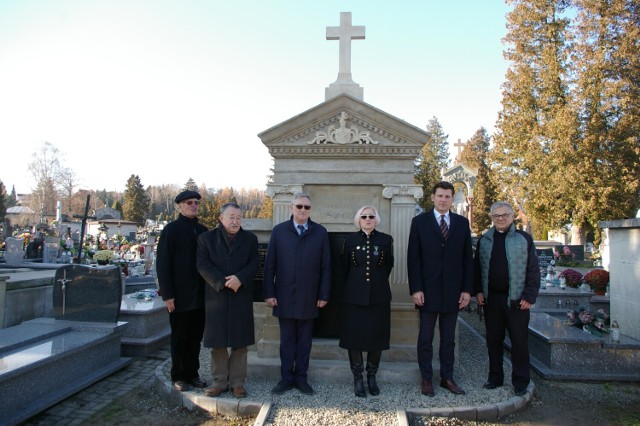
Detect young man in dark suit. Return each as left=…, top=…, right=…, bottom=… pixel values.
left=407, top=181, right=473, bottom=397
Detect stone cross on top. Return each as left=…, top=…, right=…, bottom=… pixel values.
left=454, top=139, right=465, bottom=163
left=325, top=12, right=365, bottom=101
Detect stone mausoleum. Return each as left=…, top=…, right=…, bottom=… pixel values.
left=245, top=13, right=446, bottom=378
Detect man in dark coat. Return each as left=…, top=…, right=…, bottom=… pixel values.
left=156, top=190, right=208, bottom=392
left=263, top=192, right=331, bottom=396
left=197, top=202, right=259, bottom=399
left=407, top=181, right=473, bottom=397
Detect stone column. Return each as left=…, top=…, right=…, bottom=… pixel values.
left=266, top=184, right=304, bottom=225
left=382, top=184, right=423, bottom=302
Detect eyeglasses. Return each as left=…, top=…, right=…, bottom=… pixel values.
left=294, top=204, right=311, bottom=210
left=491, top=213, right=512, bottom=219
left=360, top=215, right=376, bottom=220
left=184, top=200, right=200, bottom=206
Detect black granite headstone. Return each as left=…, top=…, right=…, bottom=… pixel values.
left=536, top=248, right=554, bottom=270
left=252, top=243, right=268, bottom=302
left=554, top=245, right=585, bottom=261
left=313, top=232, right=349, bottom=338
left=53, top=264, right=123, bottom=322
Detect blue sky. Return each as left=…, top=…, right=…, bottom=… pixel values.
left=0, top=0, right=510, bottom=193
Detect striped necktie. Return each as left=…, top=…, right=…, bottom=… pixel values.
left=297, top=225, right=305, bottom=236
left=440, top=215, right=449, bottom=240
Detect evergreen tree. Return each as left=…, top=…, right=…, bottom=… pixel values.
left=414, top=117, right=450, bottom=210
left=567, top=0, right=640, bottom=243
left=491, top=0, right=574, bottom=239
left=182, top=178, right=198, bottom=192
left=460, top=128, right=498, bottom=235
left=7, top=185, right=17, bottom=207
left=123, top=174, right=149, bottom=226
left=112, top=200, right=124, bottom=218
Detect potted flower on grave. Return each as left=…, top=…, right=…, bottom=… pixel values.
left=583, top=269, right=609, bottom=295
left=94, top=250, right=114, bottom=265
left=558, top=269, right=583, bottom=288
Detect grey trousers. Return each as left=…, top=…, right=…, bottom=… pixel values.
left=210, top=347, right=248, bottom=388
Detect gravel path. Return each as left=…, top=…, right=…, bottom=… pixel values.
left=164, top=311, right=518, bottom=425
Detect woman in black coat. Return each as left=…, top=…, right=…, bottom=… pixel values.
left=339, top=205, right=394, bottom=397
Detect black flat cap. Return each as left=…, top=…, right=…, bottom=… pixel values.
left=175, top=190, right=201, bottom=204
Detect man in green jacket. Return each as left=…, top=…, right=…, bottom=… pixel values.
left=473, top=201, right=540, bottom=397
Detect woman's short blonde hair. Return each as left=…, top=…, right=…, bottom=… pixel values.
left=353, top=206, right=381, bottom=229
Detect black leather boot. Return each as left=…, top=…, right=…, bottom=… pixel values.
left=348, top=350, right=366, bottom=397
left=366, top=351, right=381, bottom=396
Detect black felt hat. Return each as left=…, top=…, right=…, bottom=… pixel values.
left=175, top=190, right=201, bottom=204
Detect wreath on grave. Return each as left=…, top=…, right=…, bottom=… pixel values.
left=567, top=307, right=609, bottom=336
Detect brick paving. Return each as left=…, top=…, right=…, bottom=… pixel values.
left=22, top=346, right=171, bottom=425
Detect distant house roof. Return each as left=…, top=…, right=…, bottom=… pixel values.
left=6, top=206, right=35, bottom=214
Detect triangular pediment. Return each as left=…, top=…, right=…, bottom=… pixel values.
left=258, top=94, right=427, bottom=159
left=443, top=163, right=478, bottom=192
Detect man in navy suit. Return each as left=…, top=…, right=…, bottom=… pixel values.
left=263, top=192, right=331, bottom=396
left=407, top=181, right=473, bottom=397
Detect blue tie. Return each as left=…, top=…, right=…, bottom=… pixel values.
left=297, top=225, right=305, bottom=236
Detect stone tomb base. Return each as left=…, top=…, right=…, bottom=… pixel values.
left=0, top=318, right=131, bottom=425
left=252, top=302, right=458, bottom=383
left=119, top=292, right=170, bottom=357
left=514, top=312, right=640, bottom=381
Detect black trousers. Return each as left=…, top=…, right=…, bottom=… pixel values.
left=484, top=293, right=530, bottom=390
left=417, top=310, right=458, bottom=381
left=169, top=308, right=205, bottom=382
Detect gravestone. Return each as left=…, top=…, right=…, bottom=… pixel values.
left=536, top=248, right=554, bottom=270
left=554, top=244, right=585, bottom=261
left=119, top=290, right=169, bottom=356
left=521, top=312, right=640, bottom=380
left=42, top=240, right=60, bottom=264
left=4, top=237, right=24, bottom=264
left=53, top=264, right=122, bottom=322
left=0, top=264, right=130, bottom=424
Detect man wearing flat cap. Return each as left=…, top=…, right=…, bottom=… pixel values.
left=156, top=190, right=209, bottom=391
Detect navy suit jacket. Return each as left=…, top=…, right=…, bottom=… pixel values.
left=263, top=217, right=331, bottom=320
left=407, top=209, right=473, bottom=313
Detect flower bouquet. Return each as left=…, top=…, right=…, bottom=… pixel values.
left=583, top=269, right=609, bottom=294
left=567, top=307, right=609, bottom=336
left=94, top=250, right=114, bottom=265
left=558, top=269, right=583, bottom=288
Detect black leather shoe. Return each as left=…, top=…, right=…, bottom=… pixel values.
left=190, top=377, right=207, bottom=388
left=172, top=380, right=190, bottom=392
left=421, top=379, right=434, bottom=397
left=515, top=387, right=528, bottom=396
left=294, top=380, right=314, bottom=395
left=483, top=381, right=502, bottom=390
left=271, top=380, right=293, bottom=395
left=440, top=378, right=466, bottom=395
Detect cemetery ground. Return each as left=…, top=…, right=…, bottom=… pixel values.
left=23, top=311, right=639, bottom=426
